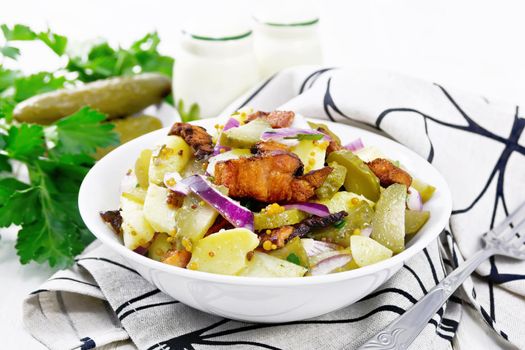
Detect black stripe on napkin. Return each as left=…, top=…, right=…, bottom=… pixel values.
left=119, top=301, right=180, bottom=322
left=115, top=289, right=161, bottom=315
left=80, top=337, right=96, bottom=350
left=48, top=277, right=100, bottom=289
left=76, top=257, right=139, bottom=275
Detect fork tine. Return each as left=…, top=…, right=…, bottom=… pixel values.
left=493, top=200, right=525, bottom=236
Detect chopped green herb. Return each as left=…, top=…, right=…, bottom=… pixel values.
left=334, top=220, right=346, bottom=229
left=286, top=253, right=301, bottom=266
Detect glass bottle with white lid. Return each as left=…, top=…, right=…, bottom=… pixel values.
left=173, top=18, right=259, bottom=118
left=252, top=0, right=323, bottom=78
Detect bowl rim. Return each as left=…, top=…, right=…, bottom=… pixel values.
left=79, top=117, right=452, bottom=286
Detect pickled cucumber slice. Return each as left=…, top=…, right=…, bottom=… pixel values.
left=14, top=73, right=171, bottom=124
left=307, top=121, right=341, bottom=144
left=411, top=178, right=436, bottom=203
left=327, top=150, right=381, bottom=202
left=175, top=193, right=219, bottom=247
left=315, top=161, right=347, bottom=200
left=188, top=228, right=259, bottom=275
left=148, top=233, right=174, bottom=261
left=405, top=210, right=430, bottom=234
left=351, top=235, right=393, bottom=267
left=135, top=148, right=152, bottom=188
left=219, top=119, right=270, bottom=148
left=310, top=200, right=374, bottom=247
left=370, top=184, right=407, bottom=253
left=239, top=252, right=307, bottom=277
left=269, top=236, right=309, bottom=268
left=254, top=209, right=307, bottom=230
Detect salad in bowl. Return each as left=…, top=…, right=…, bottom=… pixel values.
left=100, top=110, right=435, bottom=278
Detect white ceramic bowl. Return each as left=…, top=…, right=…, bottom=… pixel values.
left=79, top=117, right=452, bottom=323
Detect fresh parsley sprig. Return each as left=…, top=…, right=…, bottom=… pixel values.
left=0, top=23, right=179, bottom=267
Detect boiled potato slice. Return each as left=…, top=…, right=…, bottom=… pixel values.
left=121, top=187, right=147, bottom=205
left=350, top=235, right=393, bottom=267
left=291, top=139, right=329, bottom=173
left=148, top=233, right=174, bottom=261
left=143, top=183, right=177, bottom=234
left=135, top=149, right=152, bottom=188
left=239, top=252, right=307, bottom=277
left=120, top=195, right=155, bottom=250
left=353, top=146, right=386, bottom=162
left=371, top=184, right=407, bottom=253
left=148, top=135, right=191, bottom=185
left=175, top=193, right=219, bottom=247
left=317, top=191, right=374, bottom=214
left=206, top=149, right=252, bottom=177
left=188, top=228, right=259, bottom=275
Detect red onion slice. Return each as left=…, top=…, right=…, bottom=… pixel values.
left=283, top=202, right=330, bottom=217
left=302, top=239, right=339, bottom=257
left=310, top=253, right=352, bottom=275
left=163, top=172, right=190, bottom=196
left=261, top=128, right=330, bottom=142
left=407, top=186, right=423, bottom=211
left=344, top=138, right=364, bottom=151
left=181, top=175, right=254, bottom=231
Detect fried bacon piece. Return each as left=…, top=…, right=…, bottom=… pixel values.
left=162, top=250, right=191, bottom=268
left=316, top=127, right=343, bottom=154
left=168, top=122, right=213, bottom=159
left=250, top=140, right=289, bottom=155
left=246, top=110, right=295, bottom=128
left=166, top=190, right=185, bottom=209
left=259, top=211, right=348, bottom=249
left=100, top=210, right=122, bottom=234
left=367, top=158, right=412, bottom=188
left=214, top=151, right=332, bottom=203
left=291, top=211, right=348, bottom=239
left=259, top=226, right=294, bottom=249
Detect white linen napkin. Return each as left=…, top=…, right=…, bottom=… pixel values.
left=23, top=66, right=524, bottom=350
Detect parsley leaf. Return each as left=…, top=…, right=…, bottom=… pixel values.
left=177, top=99, right=200, bottom=122
left=0, top=45, right=20, bottom=60
left=0, top=154, right=11, bottom=172
left=66, top=32, right=174, bottom=82
left=14, top=72, right=67, bottom=102
left=4, top=123, right=45, bottom=161
left=0, top=98, right=16, bottom=121
left=0, top=177, right=28, bottom=203
left=0, top=187, right=40, bottom=227
left=37, top=30, right=68, bottom=55
left=50, top=107, right=120, bottom=160
left=1, top=24, right=36, bottom=41
left=0, top=66, right=20, bottom=92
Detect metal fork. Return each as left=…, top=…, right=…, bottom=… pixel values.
left=359, top=201, right=525, bottom=350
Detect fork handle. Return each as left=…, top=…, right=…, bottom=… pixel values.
left=358, top=248, right=494, bottom=350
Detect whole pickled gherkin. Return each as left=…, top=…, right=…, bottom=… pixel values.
left=95, top=115, right=163, bottom=159
left=254, top=209, right=308, bottom=230
left=13, top=73, right=171, bottom=124
left=315, top=161, right=347, bottom=200
left=327, top=150, right=381, bottom=202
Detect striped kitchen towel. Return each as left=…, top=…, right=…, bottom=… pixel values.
left=24, top=66, right=524, bottom=350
